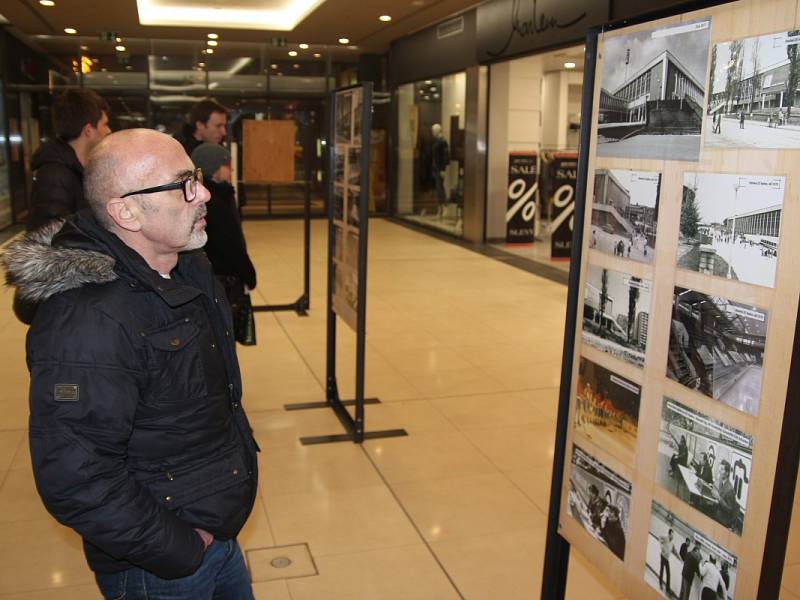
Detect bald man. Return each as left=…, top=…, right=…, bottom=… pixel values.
left=3, top=129, right=258, bottom=599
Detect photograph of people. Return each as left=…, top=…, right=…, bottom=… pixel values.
left=706, top=31, right=800, bottom=149
left=646, top=501, right=738, bottom=599
left=597, top=19, right=710, bottom=161
left=655, top=398, right=753, bottom=536
left=667, top=287, right=768, bottom=415
left=335, top=91, right=352, bottom=144
left=582, top=265, right=652, bottom=368
left=678, top=173, right=784, bottom=288
left=567, top=445, right=631, bottom=561
left=592, top=169, right=660, bottom=264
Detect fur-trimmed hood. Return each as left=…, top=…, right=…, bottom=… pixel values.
left=2, top=219, right=117, bottom=303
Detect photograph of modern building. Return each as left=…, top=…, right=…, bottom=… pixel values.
left=592, top=169, right=660, bottom=264
left=645, top=501, right=738, bottom=599
left=597, top=19, right=711, bottom=160
left=667, top=287, right=768, bottom=416
left=707, top=31, right=800, bottom=148
left=568, top=445, right=632, bottom=561
left=583, top=265, right=652, bottom=368
left=655, top=397, right=753, bottom=536
left=678, top=172, right=784, bottom=288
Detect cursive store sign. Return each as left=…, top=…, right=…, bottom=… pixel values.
left=477, top=0, right=608, bottom=61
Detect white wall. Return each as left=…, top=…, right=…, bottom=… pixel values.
left=396, top=83, right=415, bottom=214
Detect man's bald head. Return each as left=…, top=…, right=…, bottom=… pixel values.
left=84, top=129, right=188, bottom=227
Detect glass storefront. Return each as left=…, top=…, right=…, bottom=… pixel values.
left=395, top=72, right=466, bottom=237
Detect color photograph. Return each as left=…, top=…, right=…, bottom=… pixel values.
left=667, top=287, right=768, bottom=415
left=597, top=19, right=711, bottom=161
left=655, top=397, right=753, bottom=536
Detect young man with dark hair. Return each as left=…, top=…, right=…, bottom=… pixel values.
left=175, top=99, right=229, bottom=156
left=27, top=88, right=111, bottom=231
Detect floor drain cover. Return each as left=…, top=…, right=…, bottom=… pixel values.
left=270, top=556, right=293, bottom=569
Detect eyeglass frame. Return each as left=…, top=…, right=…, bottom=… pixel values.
left=120, top=167, right=204, bottom=203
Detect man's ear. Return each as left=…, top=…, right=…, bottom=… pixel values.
left=106, top=197, right=142, bottom=232
left=79, top=121, right=95, bottom=139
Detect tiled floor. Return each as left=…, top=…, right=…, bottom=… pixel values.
left=0, top=218, right=797, bottom=599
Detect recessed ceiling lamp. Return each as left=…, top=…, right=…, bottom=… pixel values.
left=338, top=37, right=349, bottom=44
left=207, top=40, right=218, bottom=46
left=271, top=63, right=278, bottom=69
left=205, top=48, right=214, bottom=54
left=64, top=27, right=77, bottom=34
left=115, top=45, right=126, bottom=52
left=137, top=0, right=327, bottom=31
left=80, top=45, right=89, bottom=51
left=564, top=62, right=576, bottom=69
left=116, top=36, right=122, bottom=43
left=299, top=43, right=309, bottom=49
left=379, top=15, right=391, bottom=22
left=313, top=53, right=321, bottom=58
left=39, top=0, right=55, bottom=6
left=198, top=61, right=205, bottom=67
left=293, top=63, right=300, bottom=69
left=288, top=50, right=298, bottom=56
left=207, top=33, right=218, bottom=39
left=125, top=65, right=133, bottom=70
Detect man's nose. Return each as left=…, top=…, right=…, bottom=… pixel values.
left=197, top=183, right=211, bottom=203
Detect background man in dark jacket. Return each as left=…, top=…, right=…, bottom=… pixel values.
left=3, top=129, right=258, bottom=599
left=27, top=88, right=110, bottom=231
left=175, top=99, right=228, bottom=156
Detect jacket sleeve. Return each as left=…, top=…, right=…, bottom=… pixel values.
left=29, top=163, right=79, bottom=228
left=27, top=296, right=206, bottom=579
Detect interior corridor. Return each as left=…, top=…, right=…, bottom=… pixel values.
left=0, top=219, right=798, bottom=599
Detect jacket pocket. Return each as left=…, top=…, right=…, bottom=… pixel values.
left=143, top=319, right=207, bottom=402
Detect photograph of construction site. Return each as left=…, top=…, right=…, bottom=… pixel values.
left=575, top=356, right=641, bottom=463
left=591, top=169, right=661, bottom=264
left=655, top=397, right=753, bottom=536
left=678, top=172, right=784, bottom=288
left=597, top=19, right=711, bottom=161
left=706, top=31, right=800, bottom=149
left=567, top=445, right=632, bottom=561
left=582, top=265, right=652, bottom=368
left=667, top=287, right=768, bottom=415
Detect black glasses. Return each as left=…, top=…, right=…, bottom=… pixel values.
left=121, top=168, right=204, bottom=203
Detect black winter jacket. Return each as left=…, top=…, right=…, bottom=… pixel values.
left=2, top=210, right=258, bottom=579
left=204, top=179, right=257, bottom=290
left=28, top=139, right=86, bottom=231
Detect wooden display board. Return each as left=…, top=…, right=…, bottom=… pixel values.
left=546, top=1, right=800, bottom=599
left=242, top=119, right=295, bottom=183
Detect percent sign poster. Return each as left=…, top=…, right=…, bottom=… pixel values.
left=550, top=153, right=578, bottom=258
left=506, top=152, right=537, bottom=244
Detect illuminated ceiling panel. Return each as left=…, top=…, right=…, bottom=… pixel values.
left=137, top=0, right=327, bottom=31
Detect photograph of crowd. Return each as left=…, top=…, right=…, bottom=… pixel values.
left=667, top=287, right=768, bottom=416
left=645, top=500, right=737, bottom=600
left=706, top=31, right=800, bottom=149
left=575, top=356, right=641, bottom=462
left=333, top=185, right=344, bottom=222
left=335, top=90, right=352, bottom=145
left=597, top=19, right=710, bottom=161
left=592, top=169, right=661, bottom=264
left=582, top=265, right=652, bottom=368
left=678, top=172, right=784, bottom=288
left=567, top=445, right=631, bottom=561
left=655, top=397, right=753, bottom=536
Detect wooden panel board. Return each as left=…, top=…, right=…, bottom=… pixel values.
left=555, top=1, right=800, bottom=598
left=243, top=119, right=295, bottom=183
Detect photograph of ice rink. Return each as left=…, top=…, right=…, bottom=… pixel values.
left=667, top=287, right=768, bottom=415
left=582, top=265, right=652, bottom=368
left=597, top=19, right=710, bottom=161
left=655, top=397, right=752, bottom=536
left=706, top=31, right=800, bottom=149
left=567, top=445, right=631, bottom=561
left=645, top=500, right=738, bottom=599
left=592, top=169, right=660, bottom=264
left=678, top=172, right=784, bottom=288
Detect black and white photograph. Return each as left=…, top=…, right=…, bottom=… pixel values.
left=352, top=87, right=363, bottom=144
left=678, top=172, right=784, bottom=288
left=575, top=356, right=640, bottom=463
left=332, top=263, right=358, bottom=330
left=347, top=186, right=361, bottom=228
left=645, top=500, right=738, bottom=600
left=655, top=397, right=753, bottom=536
left=345, top=230, right=359, bottom=271
left=707, top=31, right=800, bottom=149
left=335, top=90, right=352, bottom=144
left=347, top=147, right=361, bottom=187
left=333, top=185, right=344, bottom=222
left=567, top=445, right=632, bottom=561
left=591, top=169, right=661, bottom=264
left=334, top=152, right=345, bottom=185
left=667, top=286, right=768, bottom=416
left=582, top=264, right=652, bottom=368
left=334, top=224, right=344, bottom=262
left=597, top=19, right=711, bottom=161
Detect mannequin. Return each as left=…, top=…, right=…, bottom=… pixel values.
left=431, top=123, right=450, bottom=215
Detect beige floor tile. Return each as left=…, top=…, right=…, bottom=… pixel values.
left=287, top=545, right=461, bottom=600
left=462, top=424, right=555, bottom=471
left=247, top=408, right=345, bottom=450
left=784, top=563, right=800, bottom=597
left=355, top=399, right=456, bottom=435
left=565, top=549, right=621, bottom=600
left=430, top=391, right=551, bottom=430
left=393, top=473, right=546, bottom=543
left=0, top=468, right=50, bottom=523
left=10, top=437, right=31, bottom=472
left=782, top=586, right=800, bottom=600
left=252, top=579, right=292, bottom=600
left=506, top=466, right=554, bottom=515
left=0, top=584, right=103, bottom=599
left=0, top=430, right=24, bottom=472
left=482, top=358, right=564, bottom=391
left=408, top=366, right=510, bottom=398
left=238, top=494, right=276, bottom=551
left=265, top=485, right=420, bottom=557
left=430, top=528, right=545, bottom=599
left=364, top=431, right=497, bottom=484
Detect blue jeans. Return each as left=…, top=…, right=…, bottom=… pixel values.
left=95, top=539, right=254, bottom=600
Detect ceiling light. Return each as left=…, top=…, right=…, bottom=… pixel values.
left=125, top=65, right=133, bottom=70
left=115, top=45, right=126, bottom=52
left=379, top=15, right=391, bottom=22
left=288, top=50, right=297, bottom=56
left=564, top=62, right=576, bottom=69
left=430, top=86, right=437, bottom=91
left=64, top=27, right=77, bottom=34
left=207, top=33, right=218, bottom=39
left=313, top=52, right=321, bottom=58
left=338, top=37, right=349, bottom=44
left=299, top=43, right=309, bottom=49
left=198, top=61, right=205, bottom=67
left=115, top=37, right=122, bottom=43
left=293, top=63, right=300, bottom=68
left=424, top=80, right=432, bottom=84
left=137, top=0, right=326, bottom=31
left=39, top=0, right=55, bottom=6
left=271, top=63, right=278, bottom=69
left=207, top=40, right=218, bottom=46
left=205, top=48, right=214, bottom=54
left=80, top=45, right=89, bottom=51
